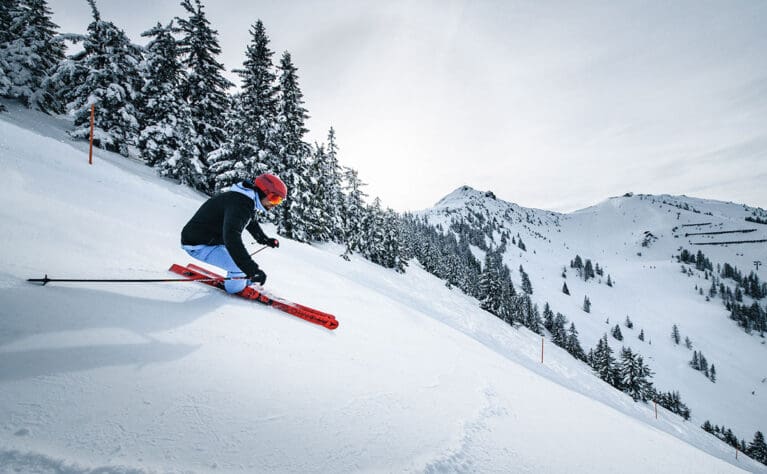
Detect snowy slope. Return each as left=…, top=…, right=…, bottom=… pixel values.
left=423, top=185, right=767, bottom=447
left=0, top=102, right=764, bottom=473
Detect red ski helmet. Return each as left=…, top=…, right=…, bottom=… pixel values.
left=254, top=173, right=288, bottom=205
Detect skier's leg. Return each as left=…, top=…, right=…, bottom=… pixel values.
left=182, top=245, right=248, bottom=293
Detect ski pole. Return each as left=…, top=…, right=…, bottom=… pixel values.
left=27, top=274, right=249, bottom=286
left=250, top=245, right=268, bottom=257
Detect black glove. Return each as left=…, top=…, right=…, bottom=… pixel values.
left=248, top=268, right=267, bottom=286
left=264, top=237, right=279, bottom=248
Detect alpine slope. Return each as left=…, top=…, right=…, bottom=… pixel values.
left=0, top=102, right=763, bottom=472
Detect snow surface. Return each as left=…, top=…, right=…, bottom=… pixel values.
left=0, top=101, right=764, bottom=472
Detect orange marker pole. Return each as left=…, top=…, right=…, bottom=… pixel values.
left=88, top=104, right=95, bottom=165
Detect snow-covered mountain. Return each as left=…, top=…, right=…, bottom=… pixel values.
left=420, top=184, right=767, bottom=444
left=1, top=102, right=765, bottom=473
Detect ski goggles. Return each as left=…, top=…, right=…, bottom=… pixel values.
left=266, top=193, right=284, bottom=205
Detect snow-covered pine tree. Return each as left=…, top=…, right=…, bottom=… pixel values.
left=274, top=50, right=312, bottom=241
left=304, top=143, right=332, bottom=241
left=612, top=324, right=623, bottom=341
left=0, top=0, right=64, bottom=112
left=520, top=265, right=533, bottom=294
left=542, top=302, right=555, bottom=331
left=136, top=22, right=205, bottom=189
left=138, top=23, right=192, bottom=161
left=497, top=277, right=518, bottom=325
left=208, top=19, right=276, bottom=195
left=52, top=0, right=143, bottom=156
left=0, top=1, right=14, bottom=43
left=479, top=252, right=503, bottom=316
left=205, top=93, right=253, bottom=191
left=382, top=207, right=407, bottom=272
left=748, top=431, right=767, bottom=465
left=671, top=324, right=681, bottom=344
left=175, top=0, right=232, bottom=171
left=583, top=295, right=591, bottom=313
left=624, top=315, right=633, bottom=329
left=619, top=347, right=654, bottom=401
left=306, top=128, right=344, bottom=242
left=551, top=313, right=568, bottom=347
left=591, top=334, right=618, bottom=387
left=566, top=322, right=587, bottom=361
left=340, top=166, right=367, bottom=260
left=690, top=351, right=700, bottom=370
left=360, top=197, right=386, bottom=264
left=0, top=0, right=17, bottom=105
left=524, top=302, right=543, bottom=335
left=584, top=259, right=595, bottom=281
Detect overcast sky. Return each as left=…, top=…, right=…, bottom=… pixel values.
left=47, top=0, right=767, bottom=213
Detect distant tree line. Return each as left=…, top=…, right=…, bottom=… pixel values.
left=676, top=249, right=767, bottom=336
left=702, top=422, right=767, bottom=465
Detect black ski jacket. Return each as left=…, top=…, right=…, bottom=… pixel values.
left=181, top=190, right=269, bottom=277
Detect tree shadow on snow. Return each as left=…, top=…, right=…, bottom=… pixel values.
left=0, top=283, right=222, bottom=381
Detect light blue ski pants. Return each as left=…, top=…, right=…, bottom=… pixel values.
left=182, top=244, right=249, bottom=293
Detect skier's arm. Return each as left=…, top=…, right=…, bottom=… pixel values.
left=245, top=217, right=270, bottom=244
left=222, top=206, right=260, bottom=277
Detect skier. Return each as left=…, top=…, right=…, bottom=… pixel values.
left=181, top=173, right=287, bottom=293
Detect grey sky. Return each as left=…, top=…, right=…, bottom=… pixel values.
left=47, top=0, right=767, bottom=212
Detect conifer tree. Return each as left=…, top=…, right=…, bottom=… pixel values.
left=612, top=324, right=623, bottom=341
left=619, top=347, right=654, bottom=401
left=176, top=0, right=232, bottom=166
left=584, top=259, right=595, bottom=281
left=748, top=431, right=767, bottom=464
left=479, top=253, right=503, bottom=316
left=542, top=302, right=555, bottom=331
left=0, top=0, right=21, bottom=103
left=274, top=50, right=312, bottom=241
left=638, top=329, right=645, bottom=341
left=0, top=0, right=64, bottom=112
left=53, top=0, right=143, bottom=156
left=624, top=315, right=633, bottom=329
left=525, top=303, right=543, bottom=335
left=138, top=23, right=197, bottom=164
left=671, top=324, right=681, bottom=344
left=306, top=129, right=343, bottom=242
left=562, top=281, right=570, bottom=295
left=340, top=167, right=367, bottom=260
left=572, top=255, right=583, bottom=273
left=207, top=20, right=275, bottom=192
left=0, top=1, right=15, bottom=44
left=592, top=334, right=618, bottom=386
left=520, top=265, right=533, bottom=294
left=551, top=313, right=568, bottom=347
left=382, top=207, right=407, bottom=272
left=566, top=322, right=587, bottom=361
left=361, top=198, right=386, bottom=264
left=583, top=295, right=591, bottom=313
left=207, top=93, right=254, bottom=190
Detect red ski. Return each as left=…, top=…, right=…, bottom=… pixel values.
left=169, top=263, right=339, bottom=330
